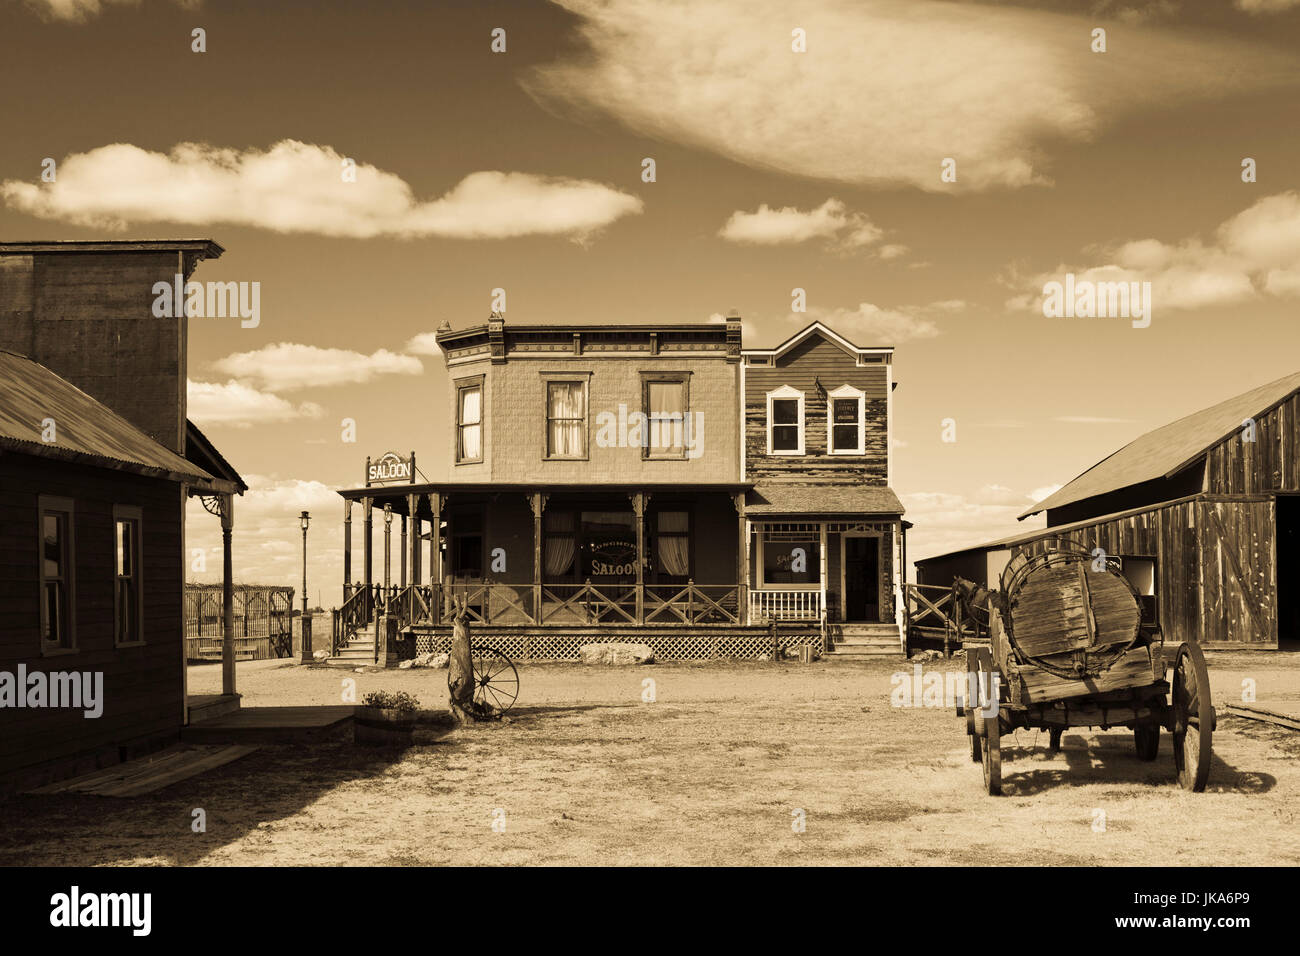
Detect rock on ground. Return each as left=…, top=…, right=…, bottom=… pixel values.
left=579, top=642, right=655, bottom=665
left=398, top=651, right=450, bottom=670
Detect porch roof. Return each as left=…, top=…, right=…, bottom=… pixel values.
left=338, top=481, right=752, bottom=513
left=746, top=482, right=905, bottom=517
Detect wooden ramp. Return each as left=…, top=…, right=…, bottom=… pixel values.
left=182, top=705, right=355, bottom=744
left=26, top=744, right=258, bottom=797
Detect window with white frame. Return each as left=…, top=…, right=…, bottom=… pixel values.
left=455, top=377, right=483, bottom=463
left=767, top=385, right=804, bottom=454
left=114, top=505, right=143, bottom=645
left=827, top=384, right=865, bottom=454
left=546, top=378, right=589, bottom=459
left=38, top=496, right=75, bottom=652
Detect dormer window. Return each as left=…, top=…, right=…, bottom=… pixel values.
left=827, top=384, right=865, bottom=455
left=767, top=385, right=804, bottom=455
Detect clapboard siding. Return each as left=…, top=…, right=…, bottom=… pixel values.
left=0, top=453, right=184, bottom=778
left=745, top=335, right=888, bottom=482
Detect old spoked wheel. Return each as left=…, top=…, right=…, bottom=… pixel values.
left=457, top=646, right=520, bottom=714
left=981, top=712, right=1002, bottom=796
left=1172, top=642, right=1214, bottom=791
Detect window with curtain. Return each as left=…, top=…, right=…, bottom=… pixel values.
left=645, top=378, right=687, bottom=457
left=543, top=510, right=576, bottom=580
left=114, top=510, right=142, bottom=644
left=655, top=511, right=690, bottom=579
left=457, top=382, right=482, bottom=462
left=547, top=381, right=587, bottom=458
left=580, top=511, right=637, bottom=580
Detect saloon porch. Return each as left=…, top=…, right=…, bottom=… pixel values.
left=332, top=480, right=905, bottom=660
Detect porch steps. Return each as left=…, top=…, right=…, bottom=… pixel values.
left=333, top=638, right=376, bottom=662
left=828, top=624, right=904, bottom=658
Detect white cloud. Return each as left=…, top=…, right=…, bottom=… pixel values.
left=903, top=489, right=1047, bottom=566
left=404, top=332, right=443, bottom=356
left=1, top=140, right=643, bottom=240
left=526, top=0, right=1293, bottom=193
left=718, top=199, right=883, bottom=250
left=1054, top=415, right=1135, bottom=424
left=1009, top=192, right=1300, bottom=313
left=1236, top=0, right=1300, bottom=12
left=808, top=300, right=959, bottom=344
left=18, top=0, right=195, bottom=21
left=210, top=343, right=423, bottom=392
left=187, top=380, right=324, bottom=429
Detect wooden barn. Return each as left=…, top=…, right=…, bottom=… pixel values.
left=916, top=370, right=1300, bottom=650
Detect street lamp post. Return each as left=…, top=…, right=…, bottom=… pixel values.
left=299, top=510, right=312, bottom=663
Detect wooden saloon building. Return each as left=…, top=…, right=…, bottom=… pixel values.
left=916, top=371, right=1300, bottom=650
left=335, top=317, right=908, bottom=660
left=0, top=240, right=246, bottom=792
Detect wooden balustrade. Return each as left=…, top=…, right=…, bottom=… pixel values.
left=748, top=588, right=823, bottom=622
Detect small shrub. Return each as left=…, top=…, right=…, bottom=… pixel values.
left=361, top=690, right=419, bottom=713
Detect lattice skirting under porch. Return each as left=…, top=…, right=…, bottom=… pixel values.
left=409, top=626, right=823, bottom=662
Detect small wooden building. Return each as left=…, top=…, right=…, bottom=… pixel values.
left=0, top=240, right=246, bottom=793
left=916, top=370, right=1300, bottom=650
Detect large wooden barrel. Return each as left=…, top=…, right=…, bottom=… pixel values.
left=999, top=545, right=1143, bottom=678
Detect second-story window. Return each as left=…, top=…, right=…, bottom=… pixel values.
left=767, top=385, right=804, bottom=455
left=828, top=384, right=865, bottom=454
left=456, top=378, right=483, bottom=463
left=643, top=373, right=689, bottom=459
left=546, top=380, right=588, bottom=459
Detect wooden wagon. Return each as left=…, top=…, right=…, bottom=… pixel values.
left=955, top=543, right=1215, bottom=795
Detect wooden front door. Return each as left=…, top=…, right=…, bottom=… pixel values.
left=843, top=536, right=879, bottom=622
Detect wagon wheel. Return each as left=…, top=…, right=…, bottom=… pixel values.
left=1048, top=727, right=1063, bottom=753
left=1172, top=642, right=1213, bottom=791
left=981, top=713, right=1002, bottom=796
left=1134, top=724, right=1160, bottom=761
left=452, top=646, right=519, bottom=714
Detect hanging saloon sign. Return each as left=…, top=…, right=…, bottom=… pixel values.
left=366, top=451, right=415, bottom=486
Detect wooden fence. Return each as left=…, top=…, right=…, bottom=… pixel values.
left=185, top=584, right=295, bottom=662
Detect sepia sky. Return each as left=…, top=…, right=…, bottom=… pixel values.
left=3, top=0, right=1300, bottom=598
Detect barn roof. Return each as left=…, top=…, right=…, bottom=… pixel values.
left=1020, top=369, right=1300, bottom=519
left=747, top=482, right=905, bottom=516
left=0, top=350, right=215, bottom=485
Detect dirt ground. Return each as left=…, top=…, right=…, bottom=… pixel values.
left=2, top=652, right=1299, bottom=866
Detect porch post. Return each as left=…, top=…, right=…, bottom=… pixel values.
left=343, top=498, right=353, bottom=602
left=428, top=492, right=443, bottom=619
left=819, top=523, right=829, bottom=641
left=362, top=496, right=374, bottom=609
left=383, top=504, right=393, bottom=595
left=407, top=494, right=420, bottom=588
left=734, top=493, right=749, bottom=624
left=220, top=493, right=236, bottom=697
left=530, top=493, right=545, bottom=625
left=632, top=493, right=646, bottom=624
left=400, top=514, right=408, bottom=588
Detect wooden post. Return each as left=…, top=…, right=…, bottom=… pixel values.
left=343, top=498, right=353, bottom=602
left=734, top=493, right=749, bottom=625
left=220, top=493, right=236, bottom=697
left=400, top=514, right=408, bottom=589
left=632, top=492, right=645, bottom=624
left=819, top=523, right=829, bottom=650
left=362, top=496, right=373, bottom=611
left=407, top=494, right=419, bottom=621
left=530, top=493, right=545, bottom=625
left=428, top=492, right=443, bottom=620
left=383, top=503, right=392, bottom=596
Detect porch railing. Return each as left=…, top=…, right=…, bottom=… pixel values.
left=334, top=579, right=752, bottom=637
left=903, top=583, right=976, bottom=656
left=747, top=588, right=824, bottom=622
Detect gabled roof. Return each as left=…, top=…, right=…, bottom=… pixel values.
left=0, top=350, right=214, bottom=485
left=741, top=321, right=893, bottom=360
left=747, top=482, right=905, bottom=516
left=1021, top=369, right=1300, bottom=519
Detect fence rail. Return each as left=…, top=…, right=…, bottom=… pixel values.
left=748, top=588, right=824, bottom=622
